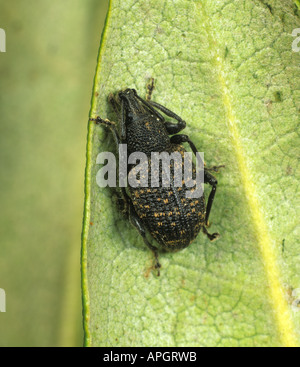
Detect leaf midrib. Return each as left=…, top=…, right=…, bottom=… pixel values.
left=200, top=1, right=298, bottom=347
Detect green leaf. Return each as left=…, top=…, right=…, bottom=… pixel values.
left=82, top=0, right=300, bottom=347
left=0, top=0, right=108, bottom=347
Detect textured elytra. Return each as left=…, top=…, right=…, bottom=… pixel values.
left=129, top=145, right=206, bottom=251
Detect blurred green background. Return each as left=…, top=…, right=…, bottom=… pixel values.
left=0, top=0, right=109, bottom=346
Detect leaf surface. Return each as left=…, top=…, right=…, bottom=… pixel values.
left=82, top=0, right=300, bottom=347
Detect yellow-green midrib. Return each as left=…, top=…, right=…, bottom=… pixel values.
left=201, top=3, right=299, bottom=347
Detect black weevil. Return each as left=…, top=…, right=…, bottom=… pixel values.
left=90, top=79, right=223, bottom=275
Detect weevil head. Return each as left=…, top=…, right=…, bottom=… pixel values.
left=118, top=88, right=147, bottom=122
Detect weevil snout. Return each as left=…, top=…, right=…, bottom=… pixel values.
left=119, top=88, right=137, bottom=99
left=118, top=88, right=144, bottom=119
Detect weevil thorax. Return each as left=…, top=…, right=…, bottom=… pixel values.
left=119, top=88, right=171, bottom=156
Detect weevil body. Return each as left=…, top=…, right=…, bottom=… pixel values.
left=91, top=79, right=222, bottom=275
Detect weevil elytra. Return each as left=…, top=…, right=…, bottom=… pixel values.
left=90, top=79, right=223, bottom=276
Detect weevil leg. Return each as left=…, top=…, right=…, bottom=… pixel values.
left=90, top=116, right=121, bottom=145
left=164, top=120, right=186, bottom=134
left=147, top=100, right=187, bottom=134
left=120, top=96, right=127, bottom=142
left=107, top=92, right=126, bottom=142
left=146, top=77, right=155, bottom=101
left=170, top=133, right=222, bottom=230
left=170, top=134, right=205, bottom=172
left=90, top=116, right=131, bottom=215
left=108, top=93, right=121, bottom=115
left=129, top=205, right=161, bottom=276
left=113, top=185, right=131, bottom=219
left=203, top=165, right=221, bottom=241
left=139, top=80, right=187, bottom=134
left=170, top=134, right=199, bottom=156
left=202, top=225, right=220, bottom=242
left=149, top=100, right=186, bottom=123
left=204, top=169, right=218, bottom=226
left=135, top=93, right=166, bottom=122
left=205, top=165, right=225, bottom=173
